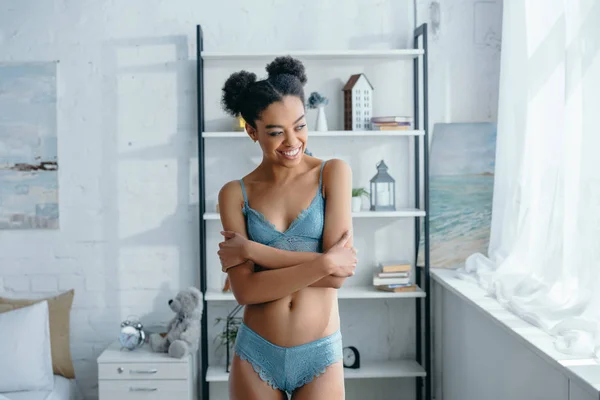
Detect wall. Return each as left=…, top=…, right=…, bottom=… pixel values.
left=417, top=0, right=503, bottom=127
left=0, top=0, right=502, bottom=399
left=435, top=280, right=598, bottom=400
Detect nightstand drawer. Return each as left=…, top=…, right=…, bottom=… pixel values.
left=99, top=380, right=189, bottom=400
left=99, top=362, right=189, bottom=380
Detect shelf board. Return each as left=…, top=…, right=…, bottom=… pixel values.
left=352, top=209, right=425, bottom=218
left=337, top=286, right=426, bottom=299
left=206, top=359, right=425, bottom=382
left=201, top=49, right=424, bottom=61
left=205, top=285, right=425, bottom=302
left=204, top=209, right=424, bottom=220
left=344, top=360, right=426, bottom=379
left=202, top=130, right=424, bottom=138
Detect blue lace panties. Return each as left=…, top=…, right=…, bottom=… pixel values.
left=233, top=322, right=343, bottom=394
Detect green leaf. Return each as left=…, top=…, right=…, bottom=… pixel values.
left=352, top=187, right=369, bottom=198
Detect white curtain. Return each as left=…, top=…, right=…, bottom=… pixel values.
left=462, top=0, right=600, bottom=357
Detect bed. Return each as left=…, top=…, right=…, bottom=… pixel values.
left=0, top=375, right=82, bottom=400
left=0, top=291, right=82, bottom=400
left=0, top=291, right=81, bottom=400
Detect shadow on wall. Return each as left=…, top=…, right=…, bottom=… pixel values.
left=79, top=33, right=197, bottom=398
left=140, top=282, right=176, bottom=331
left=110, top=32, right=198, bottom=307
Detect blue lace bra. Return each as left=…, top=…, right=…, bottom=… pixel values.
left=240, top=162, right=326, bottom=253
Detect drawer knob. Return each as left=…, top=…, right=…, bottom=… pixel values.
left=129, top=387, right=158, bottom=392
left=117, top=367, right=124, bottom=374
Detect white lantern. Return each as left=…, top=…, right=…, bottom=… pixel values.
left=369, top=160, right=395, bottom=211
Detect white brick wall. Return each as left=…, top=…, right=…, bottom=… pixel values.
left=30, top=275, right=60, bottom=292
left=0, top=1, right=501, bottom=399
left=4, top=275, right=31, bottom=292
left=59, top=274, right=86, bottom=292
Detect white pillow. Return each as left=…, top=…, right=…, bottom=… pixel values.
left=0, top=300, right=54, bottom=392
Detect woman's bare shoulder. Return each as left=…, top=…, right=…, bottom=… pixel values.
left=218, top=180, right=244, bottom=205
left=321, top=159, right=352, bottom=199
left=323, top=158, right=352, bottom=179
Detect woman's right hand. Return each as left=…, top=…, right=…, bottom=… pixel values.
left=323, top=231, right=357, bottom=277
left=218, top=231, right=250, bottom=272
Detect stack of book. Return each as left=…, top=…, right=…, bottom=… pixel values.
left=373, top=260, right=416, bottom=292
left=371, top=116, right=413, bottom=131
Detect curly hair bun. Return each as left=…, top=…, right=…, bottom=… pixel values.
left=266, top=56, right=307, bottom=85
left=221, top=70, right=257, bottom=116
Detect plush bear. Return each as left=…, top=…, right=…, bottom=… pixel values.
left=149, top=287, right=203, bottom=358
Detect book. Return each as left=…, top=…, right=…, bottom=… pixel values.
left=378, top=261, right=411, bottom=273
left=376, top=284, right=417, bottom=293
left=373, top=273, right=410, bottom=286
left=377, top=271, right=409, bottom=278
left=372, top=121, right=412, bottom=126
left=371, top=116, right=413, bottom=123
left=371, top=125, right=411, bottom=131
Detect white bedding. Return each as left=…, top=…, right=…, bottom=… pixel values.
left=0, top=375, right=81, bottom=400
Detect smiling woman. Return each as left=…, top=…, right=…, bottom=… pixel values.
left=217, top=56, right=357, bottom=400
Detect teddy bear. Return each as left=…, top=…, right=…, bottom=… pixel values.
left=149, top=286, right=203, bottom=358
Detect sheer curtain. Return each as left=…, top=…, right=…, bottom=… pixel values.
left=461, top=0, right=600, bottom=357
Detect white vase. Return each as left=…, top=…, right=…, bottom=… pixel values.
left=316, top=106, right=328, bottom=131
left=351, top=197, right=362, bottom=212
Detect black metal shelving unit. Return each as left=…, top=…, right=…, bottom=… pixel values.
left=196, top=24, right=209, bottom=400
left=413, top=23, right=431, bottom=400
left=196, top=23, right=430, bottom=400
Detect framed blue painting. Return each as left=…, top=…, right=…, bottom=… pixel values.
left=0, top=62, right=58, bottom=229
left=418, top=122, right=497, bottom=269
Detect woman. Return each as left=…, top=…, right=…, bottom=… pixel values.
left=217, top=56, right=357, bottom=400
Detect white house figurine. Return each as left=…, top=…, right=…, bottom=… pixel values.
left=343, top=73, right=374, bottom=131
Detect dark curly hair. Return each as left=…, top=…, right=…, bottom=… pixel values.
left=221, top=56, right=307, bottom=129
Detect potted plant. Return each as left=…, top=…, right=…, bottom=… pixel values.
left=214, top=314, right=242, bottom=372
left=307, top=91, right=329, bottom=131
left=352, top=187, right=369, bottom=212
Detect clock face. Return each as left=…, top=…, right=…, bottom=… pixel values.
left=119, top=325, right=141, bottom=350
left=343, top=347, right=356, bottom=366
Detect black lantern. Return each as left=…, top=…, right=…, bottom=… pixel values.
left=370, top=160, right=395, bottom=211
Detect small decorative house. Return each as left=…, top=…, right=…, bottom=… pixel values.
left=343, top=73, right=374, bottom=131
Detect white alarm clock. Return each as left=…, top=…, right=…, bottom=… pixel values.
left=119, top=319, right=146, bottom=350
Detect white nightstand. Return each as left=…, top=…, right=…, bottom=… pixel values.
left=97, top=341, right=197, bottom=400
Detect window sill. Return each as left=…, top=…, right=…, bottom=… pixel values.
left=431, top=268, right=600, bottom=397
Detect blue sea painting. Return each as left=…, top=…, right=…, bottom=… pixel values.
left=0, top=62, right=58, bottom=229
left=418, top=122, right=496, bottom=269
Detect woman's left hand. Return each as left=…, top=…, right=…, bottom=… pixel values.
left=218, top=231, right=250, bottom=271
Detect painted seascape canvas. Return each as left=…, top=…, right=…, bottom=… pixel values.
left=0, top=62, right=59, bottom=229
left=418, top=122, right=497, bottom=269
